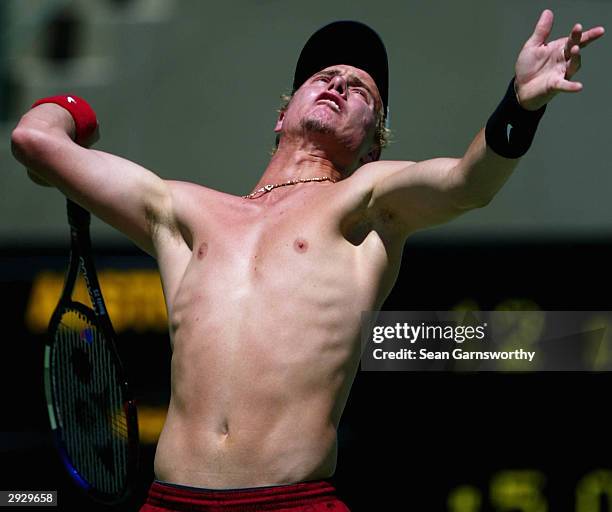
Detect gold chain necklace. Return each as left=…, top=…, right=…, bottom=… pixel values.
left=242, top=176, right=337, bottom=199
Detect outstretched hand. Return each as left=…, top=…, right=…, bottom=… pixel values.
left=514, top=9, right=605, bottom=111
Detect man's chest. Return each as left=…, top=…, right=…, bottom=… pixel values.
left=157, top=183, right=402, bottom=314
left=183, top=189, right=355, bottom=257
left=185, top=206, right=352, bottom=286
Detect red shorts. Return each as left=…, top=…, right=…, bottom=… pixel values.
left=139, top=479, right=351, bottom=512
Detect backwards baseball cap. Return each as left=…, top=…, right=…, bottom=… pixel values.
left=292, top=21, right=389, bottom=123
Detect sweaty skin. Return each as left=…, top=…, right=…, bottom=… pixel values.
left=152, top=176, right=405, bottom=488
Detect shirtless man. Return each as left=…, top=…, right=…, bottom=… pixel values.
left=12, top=12, right=604, bottom=512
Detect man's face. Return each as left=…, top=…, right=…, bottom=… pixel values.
left=276, top=65, right=383, bottom=162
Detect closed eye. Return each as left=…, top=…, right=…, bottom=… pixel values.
left=351, top=88, right=369, bottom=101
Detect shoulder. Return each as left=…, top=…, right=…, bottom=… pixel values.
left=154, top=180, right=215, bottom=250
left=162, top=180, right=242, bottom=246
left=350, top=160, right=418, bottom=186
left=331, top=160, right=418, bottom=238
left=165, top=179, right=230, bottom=213
left=342, top=160, right=418, bottom=205
left=166, top=179, right=207, bottom=198
left=166, top=179, right=236, bottom=203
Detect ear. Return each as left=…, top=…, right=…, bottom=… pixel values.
left=359, top=145, right=381, bottom=166
left=274, top=111, right=285, bottom=133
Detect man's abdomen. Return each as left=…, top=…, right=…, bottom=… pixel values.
left=154, top=227, right=377, bottom=488
left=153, top=393, right=339, bottom=488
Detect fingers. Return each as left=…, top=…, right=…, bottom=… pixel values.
left=563, top=23, right=583, bottom=59
left=565, top=44, right=582, bottom=78
left=556, top=78, right=583, bottom=93
left=527, top=9, right=554, bottom=46
left=579, top=26, right=606, bottom=48
left=561, top=22, right=604, bottom=79
left=563, top=24, right=605, bottom=56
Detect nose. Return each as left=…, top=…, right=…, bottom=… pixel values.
left=327, top=74, right=347, bottom=98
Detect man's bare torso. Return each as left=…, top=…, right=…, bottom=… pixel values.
left=151, top=168, right=405, bottom=488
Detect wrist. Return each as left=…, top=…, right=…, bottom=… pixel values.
left=485, top=77, right=547, bottom=159
left=514, top=78, right=548, bottom=112
left=29, top=103, right=77, bottom=140
left=31, top=95, right=98, bottom=146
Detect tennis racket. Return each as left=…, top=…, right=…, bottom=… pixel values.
left=44, top=198, right=139, bottom=504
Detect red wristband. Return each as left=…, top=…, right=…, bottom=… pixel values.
left=31, top=94, right=98, bottom=145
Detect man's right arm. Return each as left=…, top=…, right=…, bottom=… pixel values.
left=11, top=103, right=175, bottom=257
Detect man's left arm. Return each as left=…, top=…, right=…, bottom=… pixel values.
left=368, top=10, right=605, bottom=234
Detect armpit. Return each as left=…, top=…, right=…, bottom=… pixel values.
left=146, top=201, right=187, bottom=247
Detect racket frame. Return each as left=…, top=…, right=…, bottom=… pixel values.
left=44, top=199, right=139, bottom=505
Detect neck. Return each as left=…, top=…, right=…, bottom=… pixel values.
left=253, top=141, right=359, bottom=194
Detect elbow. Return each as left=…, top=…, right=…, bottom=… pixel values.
left=452, top=180, right=494, bottom=210
left=449, top=174, right=494, bottom=211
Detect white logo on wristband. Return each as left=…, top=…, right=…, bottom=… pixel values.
left=67, top=96, right=76, bottom=104
left=506, top=123, right=513, bottom=143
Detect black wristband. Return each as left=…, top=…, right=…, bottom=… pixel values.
left=485, top=78, right=546, bottom=159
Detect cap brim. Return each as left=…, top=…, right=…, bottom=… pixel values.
left=293, top=21, right=388, bottom=117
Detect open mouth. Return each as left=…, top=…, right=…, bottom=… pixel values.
left=317, top=98, right=341, bottom=112
left=315, top=92, right=343, bottom=113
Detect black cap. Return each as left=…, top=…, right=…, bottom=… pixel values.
left=293, top=21, right=389, bottom=120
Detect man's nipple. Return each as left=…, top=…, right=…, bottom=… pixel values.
left=197, top=242, right=208, bottom=260
left=293, top=238, right=309, bottom=253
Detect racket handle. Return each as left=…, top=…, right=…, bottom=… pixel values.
left=66, top=199, right=91, bottom=228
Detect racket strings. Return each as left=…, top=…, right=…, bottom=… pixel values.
left=52, top=309, right=130, bottom=495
